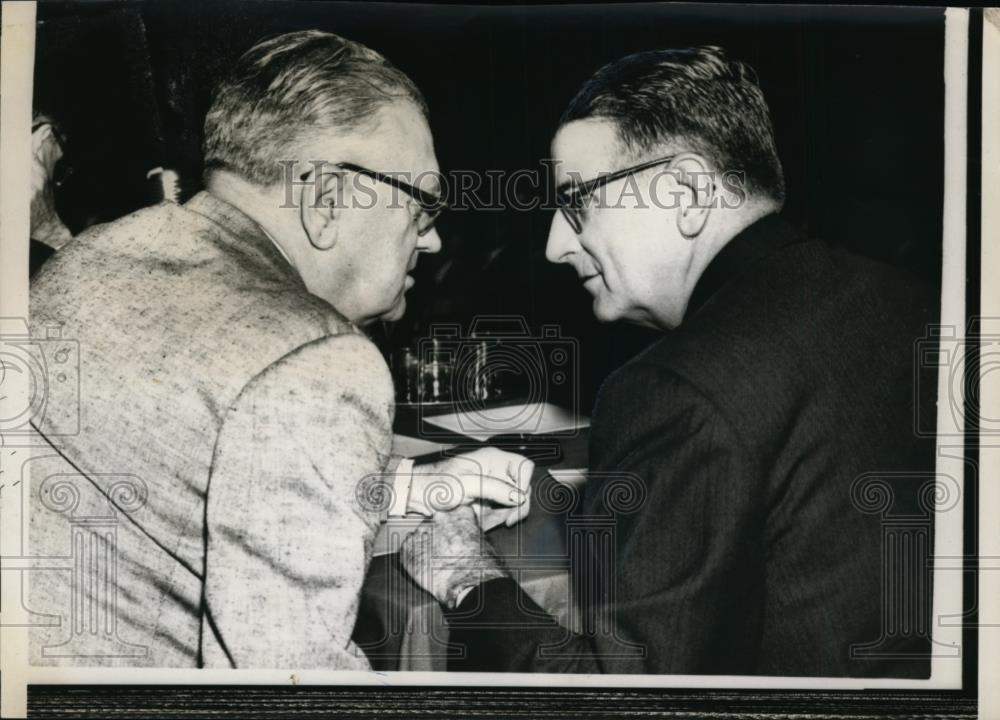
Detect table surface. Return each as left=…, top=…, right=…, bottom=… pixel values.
left=353, top=411, right=589, bottom=671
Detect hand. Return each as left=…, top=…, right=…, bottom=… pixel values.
left=408, top=447, right=534, bottom=527
left=471, top=488, right=532, bottom=531
left=399, top=505, right=507, bottom=607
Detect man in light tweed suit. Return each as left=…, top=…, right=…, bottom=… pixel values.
left=29, top=31, right=529, bottom=669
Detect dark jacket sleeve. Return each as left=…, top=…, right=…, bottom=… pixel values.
left=447, top=361, right=768, bottom=673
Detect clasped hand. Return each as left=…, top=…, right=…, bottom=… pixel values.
left=398, top=447, right=534, bottom=606
left=407, top=446, right=535, bottom=529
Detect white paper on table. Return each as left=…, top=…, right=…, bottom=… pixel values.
left=548, top=468, right=588, bottom=486
left=421, top=402, right=589, bottom=441
left=391, top=433, right=457, bottom=458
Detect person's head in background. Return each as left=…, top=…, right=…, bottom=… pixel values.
left=202, top=30, right=443, bottom=326
left=31, top=110, right=74, bottom=253
left=546, top=46, right=785, bottom=331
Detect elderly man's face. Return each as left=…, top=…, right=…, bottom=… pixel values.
left=304, top=100, right=442, bottom=325
left=545, top=119, right=695, bottom=330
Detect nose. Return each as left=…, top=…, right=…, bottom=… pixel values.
left=545, top=211, right=580, bottom=264
left=417, top=225, right=442, bottom=254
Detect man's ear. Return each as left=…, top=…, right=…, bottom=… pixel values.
left=670, top=153, right=714, bottom=239
left=299, top=169, right=344, bottom=251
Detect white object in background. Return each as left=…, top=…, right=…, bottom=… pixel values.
left=391, top=433, right=456, bottom=458
left=422, top=402, right=589, bottom=441
left=548, top=468, right=588, bottom=486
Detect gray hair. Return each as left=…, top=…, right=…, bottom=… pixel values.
left=203, top=30, right=428, bottom=186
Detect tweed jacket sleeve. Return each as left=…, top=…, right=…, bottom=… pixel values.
left=200, top=332, right=394, bottom=669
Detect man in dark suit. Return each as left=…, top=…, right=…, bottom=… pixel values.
left=399, top=46, right=938, bottom=677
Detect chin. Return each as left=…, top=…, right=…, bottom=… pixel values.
left=591, top=297, right=622, bottom=324
left=593, top=298, right=662, bottom=329
left=379, top=299, right=407, bottom=323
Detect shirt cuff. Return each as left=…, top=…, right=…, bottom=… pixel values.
left=453, top=585, right=476, bottom=608
left=389, top=457, right=414, bottom=517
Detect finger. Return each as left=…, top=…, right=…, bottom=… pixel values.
left=461, top=474, right=527, bottom=506
left=507, top=491, right=532, bottom=526
left=475, top=502, right=509, bottom=532
left=461, top=468, right=522, bottom=493
left=461, top=448, right=533, bottom=485
left=451, top=448, right=533, bottom=488
left=502, top=454, right=535, bottom=490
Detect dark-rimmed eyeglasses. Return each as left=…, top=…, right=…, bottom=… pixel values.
left=554, top=155, right=676, bottom=234
left=337, top=162, right=446, bottom=237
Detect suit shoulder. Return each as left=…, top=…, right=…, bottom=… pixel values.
left=607, top=242, right=935, bottom=453
left=595, top=351, right=732, bottom=433
left=76, top=202, right=190, bottom=251
left=32, top=203, right=174, bottom=280
left=249, top=331, right=394, bottom=408
left=590, top=350, right=756, bottom=472
left=228, top=285, right=358, bottom=342
left=228, top=331, right=395, bottom=455
left=653, top=241, right=933, bottom=383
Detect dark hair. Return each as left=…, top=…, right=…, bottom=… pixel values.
left=561, top=46, right=785, bottom=204
left=203, top=30, right=427, bottom=186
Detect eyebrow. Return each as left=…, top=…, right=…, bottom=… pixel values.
left=556, top=169, right=592, bottom=194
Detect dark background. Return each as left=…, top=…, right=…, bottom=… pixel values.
left=33, top=1, right=946, bottom=412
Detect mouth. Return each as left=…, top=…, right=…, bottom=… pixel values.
left=403, top=254, right=419, bottom=290
left=580, top=272, right=602, bottom=288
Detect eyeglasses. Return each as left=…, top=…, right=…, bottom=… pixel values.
left=554, top=155, right=676, bottom=234
left=337, top=162, right=447, bottom=237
